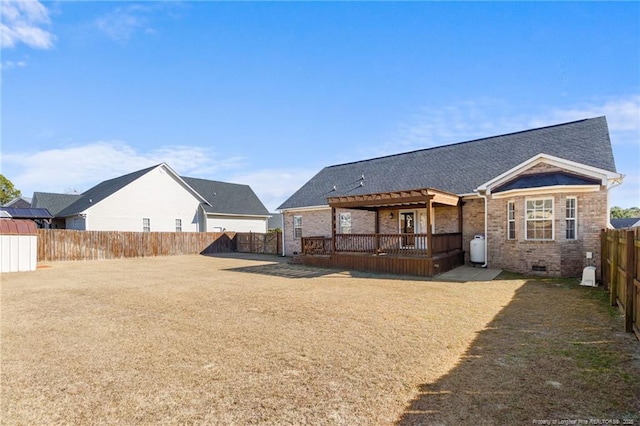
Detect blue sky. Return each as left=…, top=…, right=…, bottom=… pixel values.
left=1, top=1, right=639, bottom=211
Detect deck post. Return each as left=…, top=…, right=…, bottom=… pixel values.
left=331, top=206, right=336, bottom=255
left=426, top=198, right=433, bottom=258
left=374, top=210, right=380, bottom=254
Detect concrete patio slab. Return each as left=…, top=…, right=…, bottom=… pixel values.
left=436, top=265, right=502, bottom=282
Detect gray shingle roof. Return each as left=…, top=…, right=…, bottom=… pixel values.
left=31, top=192, right=82, bottom=216
left=610, top=218, right=640, bottom=229
left=277, top=117, right=617, bottom=210
left=2, top=197, right=32, bottom=208
left=182, top=177, right=269, bottom=216
left=268, top=213, right=283, bottom=230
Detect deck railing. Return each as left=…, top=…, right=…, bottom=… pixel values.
left=302, top=236, right=333, bottom=255
left=302, top=233, right=462, bottom=257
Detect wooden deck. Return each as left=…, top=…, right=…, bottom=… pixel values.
left=300, top=233, right=464, bottom=277
left=299, top=251, right=464, bottom=277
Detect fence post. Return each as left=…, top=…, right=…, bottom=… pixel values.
left=610, top=230, right=619, bottom=307
left=625, top=230, right=635, bottom=332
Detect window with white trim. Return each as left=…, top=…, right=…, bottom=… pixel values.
left=525, top=198, right=553, bottom=240
left=175, top=218, right=182, bottom=232
left=339, top=212, right=352, bottom=234
left=143, top=217, right=151, bottom=232
left=507, top=201, right=515, bottom=240
left=293, top=215, right=302, bottom=238
left=565, top=197, right=577, bottom=240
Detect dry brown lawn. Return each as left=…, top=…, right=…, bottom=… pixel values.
left=1, top=254, right=639, bottom=425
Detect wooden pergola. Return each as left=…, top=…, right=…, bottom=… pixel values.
left=299, top=187, right=464, bottom=277
left=327, top=187, right=461, bottom=258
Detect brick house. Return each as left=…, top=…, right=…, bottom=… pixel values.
left=277, top=117, right=622, bottom=277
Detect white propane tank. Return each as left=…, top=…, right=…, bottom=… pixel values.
left=470, top=234, right=485, bottom=264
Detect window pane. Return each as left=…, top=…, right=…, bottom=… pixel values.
left=525, top=198, right=553, bottom=240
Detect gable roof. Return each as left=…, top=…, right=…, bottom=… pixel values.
left=2, top=197, right=32, bottom=208
left=32, top=163, right=268, bottom=219
left=278, top=116, right=617, bottom=210
left=493, top=172, right=602, bottom=193
left=31, top=192, right=82, bottom=216
left=56, top=164, right=160, bottom=217
left=182, top=177, right=270, bottom=216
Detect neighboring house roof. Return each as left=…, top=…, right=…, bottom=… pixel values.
left=268, top=213, right=282, bottom=230
left=610, top=218, right=640, bottom=229
left=0, top=207, right=53, bottom=219
left=182, top=177, right=270, bottom=216
left=32, top=163, right=269, bottom=220
left=56, top=165, right=159, bottom=217
left=31, top=192, right=82, bottom=216
left=2, top=197, right=32, bottom=208
left=278, top=117, right=617, bottom=210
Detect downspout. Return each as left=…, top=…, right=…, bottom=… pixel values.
left=478, top=190, right=489, bottom=268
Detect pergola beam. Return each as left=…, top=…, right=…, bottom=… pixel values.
left=327, top=187, right=459, bottom=209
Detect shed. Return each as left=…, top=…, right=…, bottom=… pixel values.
left=0, top=219, right=38, bottom=273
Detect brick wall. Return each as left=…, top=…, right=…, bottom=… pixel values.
left=283, top=183, right=608, bottom=278
left=485, top=189, right=607, bottom=277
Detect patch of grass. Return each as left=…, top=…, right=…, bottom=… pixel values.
left=496, top=270, right=580, bottom=286
left=580, top=286, right=621, bottom=318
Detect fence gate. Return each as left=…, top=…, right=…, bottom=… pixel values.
left=235, top=232, right=282, bottom=255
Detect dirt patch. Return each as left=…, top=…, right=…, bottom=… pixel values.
left=1, top=255, right=638, bottom=425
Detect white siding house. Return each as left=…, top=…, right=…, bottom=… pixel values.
left=204, top=214, right=268, bottom=233
left=71, top=166, right=203, bottom=232
left=36, top=163, right=271, bottom=233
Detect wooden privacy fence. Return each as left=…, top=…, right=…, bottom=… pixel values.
left=37, top=230, right=282, bottom=262
left=601, top=228, right=640, bottom=340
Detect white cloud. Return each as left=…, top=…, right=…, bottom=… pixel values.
left=0, top=59, right=26, bottom=70
left=2, top=141, right=246, bottom=197
left=229, top=169, right=318, bottom=212
left=528, top=95, right=640, bottom=140
left=93, top=3, right=183, bottom=43
left=385, top=95, right=639, bottom=155
left=95, top=6, right=148, bottom=43
left=2, top=140, right=310, bottom=212
left=0, top=0, right=55, bottom=49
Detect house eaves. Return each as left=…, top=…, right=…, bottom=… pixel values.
left=475, top=153, right=623, bottom=195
